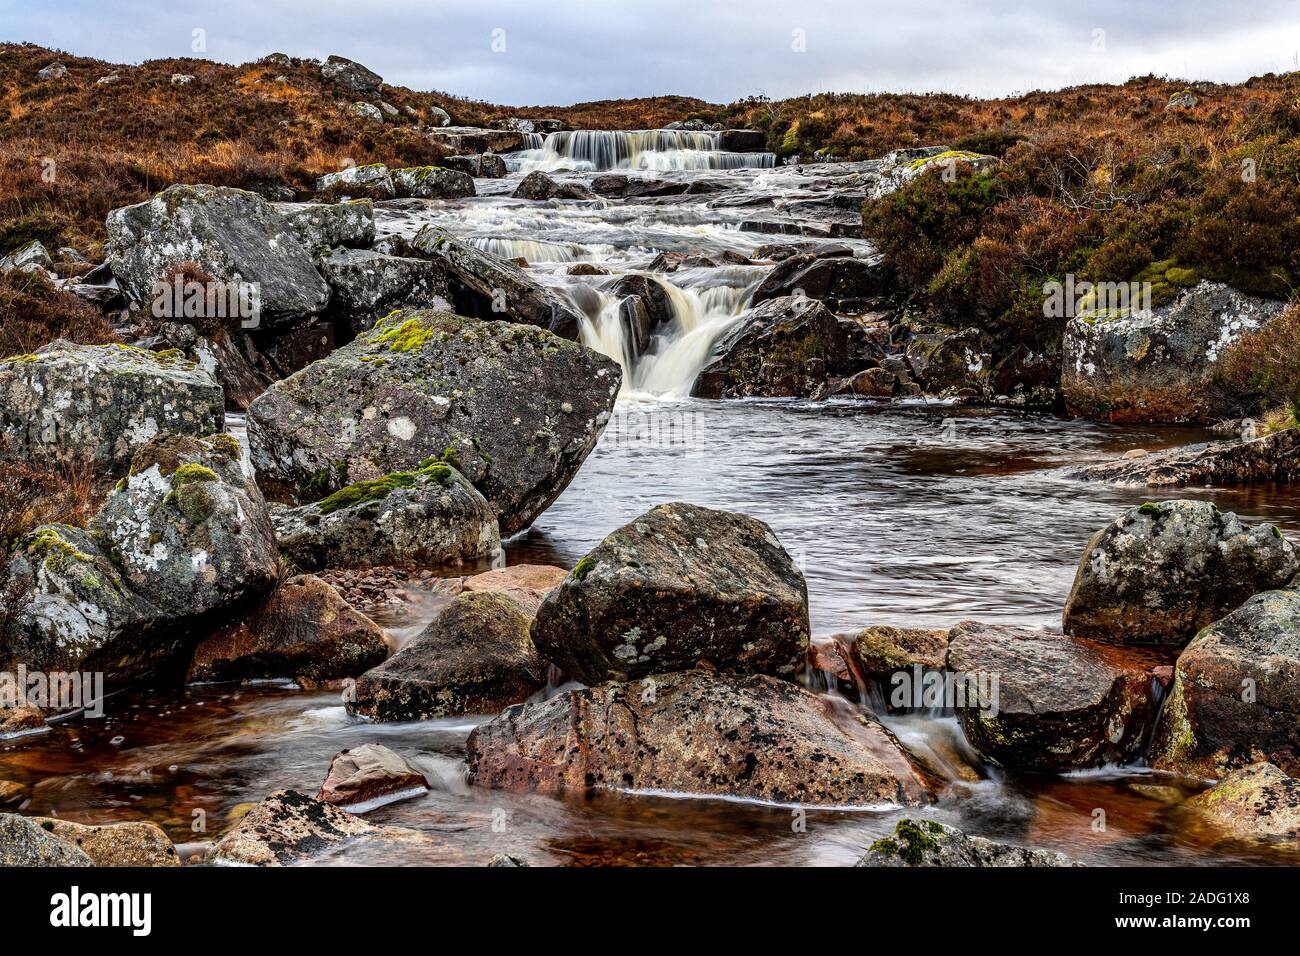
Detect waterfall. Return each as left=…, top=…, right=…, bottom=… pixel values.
left=465, top=237, right=587, bottom=263
left=508, top=129, right=776, bottom=173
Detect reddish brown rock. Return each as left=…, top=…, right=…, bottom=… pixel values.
left=316, top=744, right=429, bottom=811
left=462, top=564, right=567, bottom=615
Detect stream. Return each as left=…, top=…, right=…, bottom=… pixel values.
left=3, top=131, right=1298, bottom=866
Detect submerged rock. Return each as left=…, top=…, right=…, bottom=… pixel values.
left=0, top=341, right=223, bottom=476
left=530, top=502, right=809, bottom=683
left=1065, top=428, right=1300, bottom=487
left=105, top=184, right=331, bottom=329
left=316, top=744, right=429, bottom=810
left=270, top=458, right=501, bottom=570
left=1184, top=762, right=1300, bottom=842
left=0, top=814, right=92, bottom=866
left=1063, top=500, right=1297, bottom=647
left=946, top=621, right=1168, bottom=772
left=1061, top=281, right=1287, bottom=424
left=247, top=309, right=619, bottom=534
left=467, top=671, right=928, bottom=806
left=348, top=590, right=546, bottom=720
left=317, top=247, right=452, bottom=334
left=1152, top=587, right=1300, bottom=778
left=856, top=818, right=1074, bottom=867
left=392, top=166, right=476, bottom=199
left=187, top=574, right=387, bottom=685
left=29, top=818, right=179, bottom=866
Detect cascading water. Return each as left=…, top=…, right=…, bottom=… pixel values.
left=510, top=129, right=776, bottom=173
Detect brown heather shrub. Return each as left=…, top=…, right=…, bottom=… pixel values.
left=0, top=268, right=118, bottom=358
left=1219, top=306, right=1300, bottom=417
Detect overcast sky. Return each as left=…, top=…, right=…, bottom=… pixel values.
left=5, top=0, right=1300, bottom=105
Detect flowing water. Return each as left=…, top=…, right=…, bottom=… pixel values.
left=4, top=132, right=1299, bottom=866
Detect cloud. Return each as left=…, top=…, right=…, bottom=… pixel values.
left=5, top=0, right=1299, bottom=104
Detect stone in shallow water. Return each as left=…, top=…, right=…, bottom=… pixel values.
left=0, top=814, right=91, bottom=866
left=1064, top=428, right=1300, bottom=487
left=855, top=817, right=1075, bottom=867
left=530, top=502, right=810, bottom=683
left=29, top=818, right=179, bottom=866
left=391, top=166, right=476, bottom=200
left=467, top=670, right=929, bottom=807
left=315, top=164, right=395, bottom=200
left=1063, top=500, right=1297, bottom=647
left=316, top=744, right=429, bottom=811
left=1183, top=762, right=1300, bottom=843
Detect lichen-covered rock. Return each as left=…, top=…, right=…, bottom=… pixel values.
left=318, top=248, right=452, bottom=334
left=271, top=459, right=501, bottom=570
left=348, top=590, right=545, bottom=720
left=851, top=625, right=951, bottom=691
left=693, top=297, right=865, bottom=399
left=946, top=621, right=1169, bottom=772
left=209, top=789, right=432, bottom=865
left=751, top=253, right=886, bottom=312
left=392, top=166, right=476, bottom=199
left=856, top=817, right=1075, bottom=867
left=316, top=744, right=429, bottom=810
left=276, top=200, right=375, bottom=252
left=187, top=574, right=387, bottom=684
left=1065, top=428, right=1300, bottom=487
left=511, top=171, right=594, bottom=201
left=320, top=55, right=382, bottom=95
left=1183, top=762, right=1300, bottom=842
left=1063, top=500, right=1297, bottom=646
left=0, top=814, right=92, bottom=866
left=409, top=228, right=584, bottom=339
left=904, top=327, right=993, bottom=398
left=865, top=147, right=999, bottom=200
left=467, top=670, right=928, bottom=806
left=30, top=818, right=179, bottom=866
left=0, top=341, right=223, bottom=476
left=247, top=309, right=619, bottom=534
left=1061, top=281, right=1287, bottom=423
left=530, top=503, right=809, bottom=684
left=315, top=164, right=395, bottom=201
left=105, top=184, right=331, bottom=329
left=1151, top=588, right=1300, bottom=777
left=440, top=154, right=508, bottom=178
left=0, top=239, right=55, bottom=274
left=348, top=101, right=384, bottom=124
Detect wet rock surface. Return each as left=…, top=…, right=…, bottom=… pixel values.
left=392, top=166, right=476, bottom=200
left=1065, top=428, right=1300, bottom=487
left=856, top=817, right=1075, bottom=867
left=316, top=743, right=429, bottom=809
left=30, top=817, right=179, bottom=866
left=317, top=247, right=452, bottom=334
left=1183, top=762, right=1300, bottom=842
left=0, top=814, right=92, bottom=866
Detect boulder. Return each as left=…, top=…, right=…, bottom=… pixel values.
left=1063, top=500, right=1297, bottom=646
left=187, top=574, right=387, bottom=685
left=753, top=241, right=854, bottom=262
left=0, top=814, right=91, bottom=866
left=530, top=502, right=809, bottom=683
left=105, top=184, right=331, bottom=329
left=856, top=818, right=1074, bottom=867
left=391, top=166, right=476, bottom=200
left=1184, top=762, right=1300, bottom=842
left=36, top=62, right=68, bottom=81
left=1065, top=428, right=1300, bottom=487
left=462, top=563, right=566, bottom=615
left=0, top=341, right=223, bottom=476
left=866, top=148, right=999, bottom=201
left=1061, top=281, right=1287, bottom=423
left=271, top=459, right=501, bottom=571
left=1151, top=588, right=1300, bottom=777
left=247, top=308, right=619, bottom=533
left=261, top=319, right=337, bottom=377
left=440, top=154, right=507, bottom=179
left=348, top=101, right=384, bottom=124
left=752, top=254, right=886, bottom=312
left=317, top=248, right=453, bottom=334
left=904, top=328, right=993, bottom=398
left=512, top=171, right=594, bottom=201
left=348, top=590, right=546, bottom=720
left=946, top=621, right=1168, bottom=772
left=822, top=366, right=895, bottom=399
left=851, top=625, right=951, bottom=689
left=276, top=200, right=375, bottom=252
left=320, top=55, right=382, bottom=94
left=467, top=671, right=929, bottom=806
left=316, top=744, right=429, bottom=810
left=315, top=164, right=396, bottom=201
left=693, top=296, right=862, bottom=399
left=425, top=127, right=529, bottom=154
left=0, top=240, right=54, bottom=273
left=29, top=818, right=179, bottom=866
left=427, top=106, right=452, bottom=127
left=0, top=705, right=48, bottom=738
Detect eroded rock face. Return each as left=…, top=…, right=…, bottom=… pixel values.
left=1061, top=281, right=1287, bottom=424
left=0, top=341, right=223, bottom=476
left=0, top=814, right=92, bottom=866
left=276, top=200, right=375, bottom=252
left=467, top=671, right=929, bottom=806
left=1063, top=500, right=1297, bottom=647
left=30, top=818, right=179, bottom=866
left=1064, top=428, right=1300, bottom=487
left=187, top=574, right=387, bottom=685
left=1151, top=588, right=1300, bottom=778
left=272, top=461, right=499, bottom=571
left=530, top=503, right=809, bottom=683
left=105, top=184, right=331, bottom=329
left=392, top=166, right=476, bottom=199
left=946, top=621, right=1168, bottom=772
left=316, top=744, right=429, bottom=810
left=247, top=309, right=619, bottom=534
left=856, top=818, right=1074, bottom=867
left=1184, top=762, right=1300, bottom=842
left=317, top=248, right=452, bottom=334
left=348, top=591, right=546, bottom=720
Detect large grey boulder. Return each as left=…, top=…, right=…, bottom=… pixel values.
left=315, top=164, right=396, bottom=201
left=512, top=171, right=594, bottom=201
left=530, top=503, right=809, bottom=684
left=1061, top=281, right=1287, bottom=423
left=0, top=814, right=92, bottom=866
left=440, top=154, right=507, bottom=179
left=317, top=248, right=452, bottom=334
left=105, top=184, right=331, bottom=329
left=391, top=166, right=476, bottom=199
left=272, top=459, right=501, bottom=571
left=467, top=671, right=929, bottom=806
left=1063, top=500, right=1297, bottom=647
left=276, top=200, right=375, bottom=252
left=0, top=341, right=223, bottom=476
left=856, top=818, right=1074, bottom=867
left=409, top=228, right=584, bottom=339
left=751, top=254, right=887, bottom=312
left=320, top=54, right=382, bottom=95
left=1152, top=587, right=1300, bottom=778
left=348, top=590, right=546, bottom=720
left=247, top=309, right=619, bottom=534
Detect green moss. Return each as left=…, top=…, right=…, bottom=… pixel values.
left=172, top=463, right=218, bottom=485
left=0, top=353, right=40, bottom=364
left=1138, top=501, right=1163, bottom=516
left=573, top=554, right=596, bottom=581
left=175, top=483, right=216, bottom=523
left=207, top=434, right=241, bottom=459
left=369, top=317, right=436, bottom=353
left=906, top=149, right=985, bottom=170
left=868, top=837, right=899, bottom=857
left=317, top=472, right=418, bottom=515
left=890, top=818, right=942, bottom=865
left=28, top=527, right=94, bottom=572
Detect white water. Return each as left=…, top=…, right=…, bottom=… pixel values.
left=510, top=129, right=776, bottom=173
